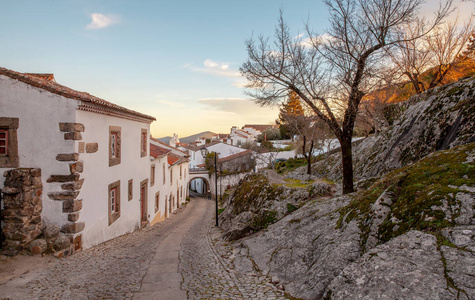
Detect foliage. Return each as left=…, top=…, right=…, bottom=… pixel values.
left=275, top=157, right=307, bottom=175
left=277, top=91, right=305, bottom=139
left=260, top=140, right=274, bottom=150
left=257, top=127, right=281, bottom=141
left=204, top=152, right=217, bottom=174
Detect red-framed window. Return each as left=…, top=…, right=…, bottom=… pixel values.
left=0, top=129, right=7, bottom=155
left=110, top=132, right=119, bottom=158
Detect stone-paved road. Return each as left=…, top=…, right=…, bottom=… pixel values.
left=1, top=197, right=286, bottom=299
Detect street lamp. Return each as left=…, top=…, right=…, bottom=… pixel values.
left=200, top=147, right=219, bottom=226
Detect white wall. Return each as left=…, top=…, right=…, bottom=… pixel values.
left=0, top=75, right=78, bottom=227
left=149, top=155, right=167, bottom=224
left=76, top=110, right=151, bottom=248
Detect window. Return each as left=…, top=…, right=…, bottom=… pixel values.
left=163, top=164, right=166, bottom=184
left=155, top=192, right=160, bottom=213
left=151, top=164, right=156, bottom=186
left=141, top=129, right=147, bottom=157
left=0, top=118, right=19, bottom=168
left=170, top=169, right=173, bottom=186
left=108, top=180, right=121, bottom=225
left=128, top=179, right=133, bottom=201
left=180, top=165, right=182, bottom=179
left=0, top=130, right=7, bottom=155
left=109, top=126, right=121, bottom=166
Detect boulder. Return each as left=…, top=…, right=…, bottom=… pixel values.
left=29, top=239, right=47, bottom=255
left=54, top=235, right=71, bottom=251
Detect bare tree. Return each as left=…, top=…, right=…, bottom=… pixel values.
left=241, top=0, right=451, bottom=194
left=390, top=15, right=474, bottom=93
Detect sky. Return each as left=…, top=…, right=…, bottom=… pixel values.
left=1, top=0, right=328, bottom=138
left=1, top=0, right=473, bottom=138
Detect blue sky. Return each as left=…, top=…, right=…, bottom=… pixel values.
left=1, top=0, right=328, bottom=138
left=1, top=0, right=472, bottom=138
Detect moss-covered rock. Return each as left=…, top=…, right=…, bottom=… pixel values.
left=219, top=172, right=333, bottom=241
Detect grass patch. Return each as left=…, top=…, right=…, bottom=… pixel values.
left=275, top=157, right=307, bottom=174
left=284, top=178, right=314, bottom=188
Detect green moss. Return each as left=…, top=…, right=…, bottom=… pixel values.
left=252, top=210, right=278, bottom=229
left=337, top=143, right=475, bottom=251
left=286, top=203, right=298, bottom=214
left=231, top=174, right=282, bottom=215
left=218, top=208, right=225, bottom=215
left=289, top=218, right=301, bottom=224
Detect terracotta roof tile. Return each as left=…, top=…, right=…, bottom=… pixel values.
left=242, top=124, right=276, bottom=131
left=150, top=137, right=190, bottom=156
left=150, top=143, right=171, bottom=158
left=0, top=67, right=155, bottom=123
left=218, top=150, right=252, bottom=163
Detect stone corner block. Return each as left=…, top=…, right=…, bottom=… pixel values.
left=64, top=132, right=82, bottom=141
left=56, top=153, right=79, bottom=162
left=48, top=191, right=79, bottom=201
left=62, top=199, right=82, bottom=213
left=61, top=222, right=85, bottom=234
left=59, top=123, right=85, bottom=132
left=86, top=143, right=98, bottom=153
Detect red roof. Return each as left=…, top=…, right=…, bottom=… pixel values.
left=150, top=143, right=170, bottom=158
left=150, top=137, right=190, bottom=156
left=0, top=67, right=156, bottom=123
left=167, top=153, right=180, bottom=165
left=218, top=150, right=252, bottom=163
left=242, top=124, right=276, bottom=131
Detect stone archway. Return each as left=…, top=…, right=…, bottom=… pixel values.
left=188, top=176, right=210, bottom=197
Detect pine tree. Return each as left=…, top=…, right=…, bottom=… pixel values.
left=277, top=91, right=304, bottom=124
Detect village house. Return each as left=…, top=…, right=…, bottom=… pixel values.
left=149, top=138, right=190, bottom=226
left=179, top=141, right=247, bottom=169
left=229, top=126, right=254, bottom=146
left=241, top=124, right=277, bottom=139
left=0, top=67, right=157, bottom=251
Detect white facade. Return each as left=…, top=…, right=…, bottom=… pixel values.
left=148, top=140, right=190, bottom=226
left=0, top=68, right=155, bottom=250
left=76, top=111, right=152, bottom=248
left=184, top=142, right=247, bottom=169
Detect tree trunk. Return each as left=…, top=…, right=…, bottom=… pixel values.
left=307, top=140, right=314, bottom=175
left=340, top=135, right=354, bottom=194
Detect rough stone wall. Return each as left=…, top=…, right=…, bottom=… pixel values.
left=1, top=168, right=42, bottom=250
left=46, top=122, right=87, bottom=250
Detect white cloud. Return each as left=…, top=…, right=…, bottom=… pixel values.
left=86, top=13, right=120, bottom=30
left=157, top=100, right=185, bottom=108
left=198, top=97, right=259, bottom=114
left=190, top=59, right=242, bottom=78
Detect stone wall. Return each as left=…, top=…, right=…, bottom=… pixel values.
left=1, top=168, right=42, bottom=250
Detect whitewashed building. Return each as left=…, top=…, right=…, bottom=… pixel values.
left=0, top=67, right=156, bottom=250
left=149, top=138, right=189, bottom=226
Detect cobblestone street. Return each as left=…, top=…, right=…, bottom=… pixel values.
left=1, top=196, right=286, bottom=299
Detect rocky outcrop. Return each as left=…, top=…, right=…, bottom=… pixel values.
left=307, top=76, right=475, bottom=182
left=219, top=173, right=333, bottom=241
left=226, top=143, right=475, bottom=299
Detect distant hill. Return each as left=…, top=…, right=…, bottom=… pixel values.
left=156, top=136, right=172, bottom=144
left=157, top=131, right=216, bottom=145
left=180, top=131, right=216, bottom=144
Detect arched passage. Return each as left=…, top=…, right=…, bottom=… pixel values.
left=189, top=176, right=210, bottom=197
